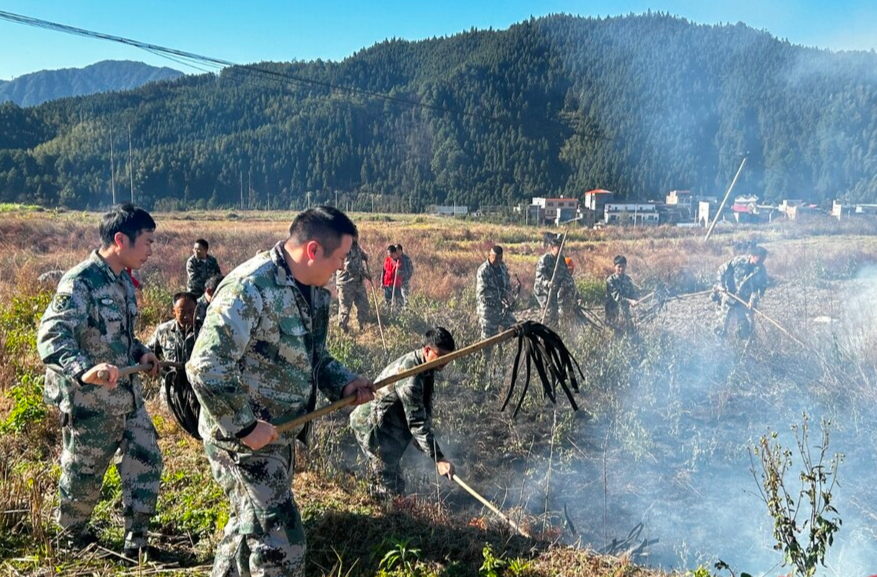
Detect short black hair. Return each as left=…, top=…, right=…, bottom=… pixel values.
left=99, top=203, right=156, bottom=248
left=205, top=274, right=224, bottom=293
left=424, top=326, right=456, bottom=353
left=749, top=246, right=768, bottom=259
left=195, top=239, right=209, bottom=250
left=387, top=245, right=398, bottom=253
left=288, top=206, right=357, bottom=255
left=490, top=246, right=503, bottom=256
left=172, top=291, right=196, bottom=307
left=613, top=255, right=627, bottom=266
left=396, top=244, right=404, bottom=251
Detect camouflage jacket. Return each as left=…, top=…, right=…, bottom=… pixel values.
left=193, top=294, right=209, bottom=336
left=186, top=254, right=221, bottom=297
left=398, top=254, right=414, bottom=286
left=476, top=259, right=511, bottom=313
left=186, top=241, right=355, bottom=447
left=717, top=256, right=768, bottom=304
left=605, top=273, right=637, bottom=313
left=37, top=251, right=151, bottom=415
left=336, top=242, right=370, bottom=287
left=534, top=253, right=576, bottom=302
left=349, top=349, right=444, bottom=461
left=146, top=319, right=195, bottom=366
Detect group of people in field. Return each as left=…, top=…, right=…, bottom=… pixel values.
left=470, top=231, right=769, bottom=342
left=37, top=204, right=455, bottom=575
left=36, top=202, right=768, bottom=575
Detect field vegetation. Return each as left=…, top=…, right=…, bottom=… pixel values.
left=1, top=208, right=876, bottom=576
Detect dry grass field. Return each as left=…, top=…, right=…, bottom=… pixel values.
left=1, top=207, right=877, bottom=576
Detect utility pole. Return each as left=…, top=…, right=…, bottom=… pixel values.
left=127, top=124, right=134, bottom=203
left=705, top=156, right=747, bottom=241
left=266, top=175, right=270, bottom=211
left=109, top=126, right=116, bottom=205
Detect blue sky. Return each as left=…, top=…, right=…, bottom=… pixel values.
left=0, top=0, right=875, bottom=79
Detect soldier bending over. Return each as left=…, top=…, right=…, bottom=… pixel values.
left=350, top=327, right=457, bottom=497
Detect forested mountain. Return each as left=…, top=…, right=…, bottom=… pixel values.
left=0, top=60, right=183, bottom=107
left=1, top=14, right=876, bottom=211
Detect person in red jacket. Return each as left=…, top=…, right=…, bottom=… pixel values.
left=382, top=245, right=402, bottom=308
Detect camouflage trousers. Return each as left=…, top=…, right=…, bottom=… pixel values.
left=716, top=301, right=754, bottom=339
left=400, top=284, right=411, bottom=307
left=204, top=440, right=306, bottom=577
left=58, top=397, right=162, bottom=549
left=478, top=308, right=516, bottom=365
left=535, top=293, right=566, bottom=328
left=478, top=307, right=516, bottom=340
left=605, top=306, right=634, bottom=336
left=337, top=283, right=370, bottom=331
left=352, top=424, right=410, bottom=497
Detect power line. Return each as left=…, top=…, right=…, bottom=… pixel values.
left=0, top=9, right=507, bottom=125
left=0, top=9, right=611, bottom=142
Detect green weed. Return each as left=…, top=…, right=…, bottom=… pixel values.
left=1, top=374, right=47, bottom=433
left=378, top=537, right=423, bottom=576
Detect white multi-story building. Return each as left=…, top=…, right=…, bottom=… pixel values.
left=604, top=203, right=659, bottom=226
left=531, top=196, right=580, bottom=225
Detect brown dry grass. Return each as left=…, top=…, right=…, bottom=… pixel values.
left=3, top=209, right=877, bottom=576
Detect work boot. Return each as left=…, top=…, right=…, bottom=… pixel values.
left=56, top=525, right=97, bottom=553
left=122, top=526, right=150, bottom=561
left=122, top=545, right=169, bottom=565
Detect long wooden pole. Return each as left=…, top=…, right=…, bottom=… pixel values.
left=720, top=290, right=809, bottom=350
left=96, top=360, right=184, bottom=381
left=391, top=258, right=400, bottom=309
left=367, top=278, right=388, bottom=356
left=274, top=327, right=519, bottom=434
left=363, top=256, right=388, bottom=356
left=104, top=326, right=524, bottom=433
left=705, top=156, right=747, bottom=241
left=540, top=231, right=569, bottom=324
left=452, top=475, right=531, bottom=538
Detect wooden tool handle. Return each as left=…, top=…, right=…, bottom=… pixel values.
left=274, top=327, right=519, bottom=434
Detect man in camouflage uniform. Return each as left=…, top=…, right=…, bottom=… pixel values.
left=186, top=238, right=222, bottom=299
left=396, top=244, right=414, bottom=307
left=37, top=203, right=162, bottom=558
left=533, top=233, right=577, bottom=327
left=714, top=245, right=769, bottom=339
left=335, top=240, right=371, bottom=333
left=186, top=206, right=374, bottom=577
left=147, top=291, right=197, bottom=406
left=194, top=274, right=224, bottom=336
left=605, top=255, right=638, bottom=335
left=476, top=246, right=516, bottom=365
left=350, top=327, right=456, bottom=497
